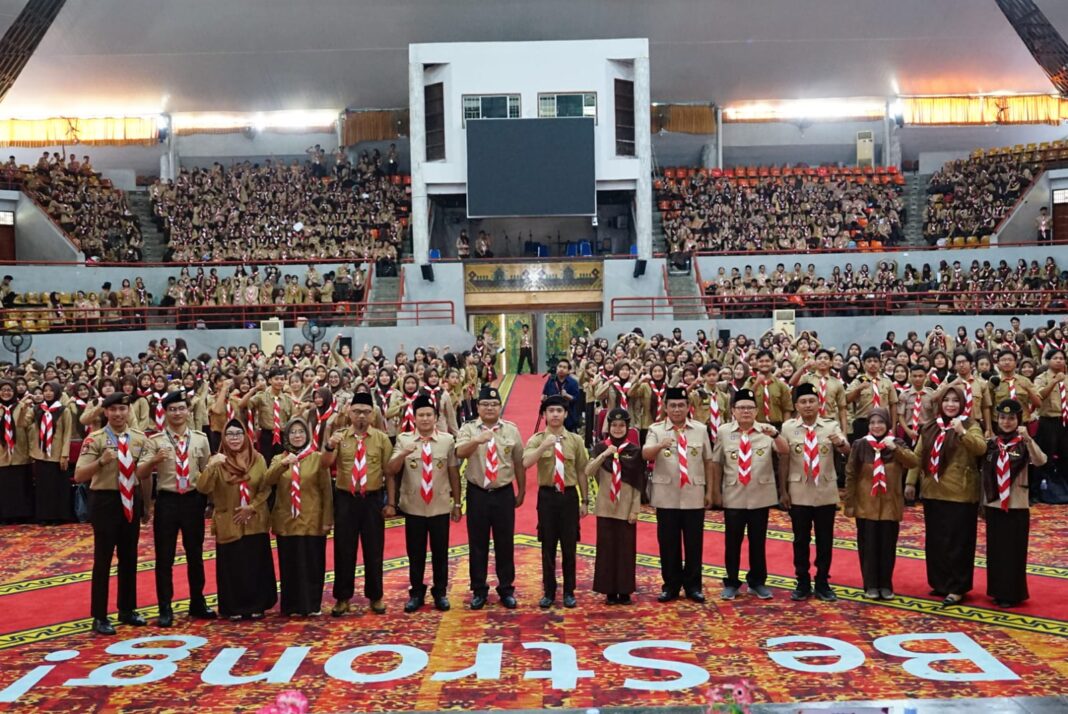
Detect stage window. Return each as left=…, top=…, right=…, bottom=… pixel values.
left=425, top=82, right=446, bottom=161
left=463, top=94, right=521, bottom=125
left=614, top=79, right=635, bottom=156
left=539, top=92, right=597, bottom=121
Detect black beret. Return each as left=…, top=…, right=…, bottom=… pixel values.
left=478, top=386, right=501, bottom=402
left=540, top=395, right=569, bottom=413
left=733, top=388, right=756, bottom=406
left=160, top=390, right=187, bottom=408
left=996, top=399, right=1022, bottom=416
left=605, top=407, right=631, bottom=424
left=411, top=395, right=436, bottom=413
left=664, top=387, right=687, bottom=402
left=102, top=392, right=130, bottom=408
left=351, top=392, right=373, bottom=407
left=795, top=382, right=818, bottom=399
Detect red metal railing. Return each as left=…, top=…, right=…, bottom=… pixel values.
left=610, top=290, right=1066, bottom=321
left=2, top=300, right=455, bottom=334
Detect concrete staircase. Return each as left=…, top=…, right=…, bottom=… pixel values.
left=364, top=272, right=400, bottom=326
left=651, top=207, right=669, bottom=254
left=903, top=173, right=930, bottom=246
left=126, top=191, right=168, bottom=262
left=665, top=268, right=706, bottom=321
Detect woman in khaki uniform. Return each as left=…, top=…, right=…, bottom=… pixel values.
left=0, top=381, right=33, bottom=522
left=196, top=419, right=276, bottom=620
left=22, top=382, right=73, bottom=523
left=265, top=418, right=333, bottom=617
left=586, top=408, right=646, bottom=605
left=905, top=385, right=987, bottom=606
left=844, top=407, right=920, bottom=600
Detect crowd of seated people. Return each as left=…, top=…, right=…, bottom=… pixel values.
left=149, top=149, right=410, bottom=263
left=10, top=153, right=143, bottom=262
left=922, top=154, right=1036, bottom=247
left=699, top=256, right=1065, bottom=317
left=0, top=263, right=369, bottom=333
left=655, top=165, right=906, bottom=257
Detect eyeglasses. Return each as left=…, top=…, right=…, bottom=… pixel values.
left=224, top=431, right=244, bottom=438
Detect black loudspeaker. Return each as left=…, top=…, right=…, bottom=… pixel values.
left=632, top=259, right=647, bottom=278
left=420, top=264, right=435, bottom=282
left=718, top=329, right=731, bottom=342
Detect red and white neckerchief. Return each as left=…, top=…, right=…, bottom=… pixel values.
left=864, top=435, right=888, bottom=495
left=927, top=417, right=954, bottom=481
left=245, top=407, right=256, bottom=443
left=1006, top=378, right=1017, bottom=401
left=0, top=403, right=15, bottom=452
left=608, top=443, right=622, bottom=503
left=226, top=400, right=235, bottom=425
left=553, top=436, right=566, bottom=492
left=170, top=431, right=190, bottom=494
left=869, top=378, right=882, bottom=408
left=995, top=435, right=1023, bottom=511
left=481, top=423, right=500, bottom=488
left=1058, top=377, right=1068, bottom=427
left=817, top=376, right=829, bottom=417
left=37, top=401, right=62, bottom=457
left=238, top=480, right=251, bottom=508
left=73, top=398, right=87, bottom=410
left=377, top=387, right=393, bottom=413
left=737, top=429, right=753, bottom=486
left=311, top=401, right=336, bottom=449
left=271, top=396, right=282, bottom=445
left=675, top=427, right=690, bottom=487
left=910, top=392, right=924, bottom=432
left=152, top=392, right=167, bottom=431
left=116, top=432, right=137, bottom=522
left=289, top=444, right=316, bottom=518
left=803, top=424, right=821, bottom=485
left=961, top=379, right=974, bottom=418
left=351, top=433, right=367, bottom=495
left=707, top=391, right=721, bottom=440
left=651, top=381, right=667, bottom=421
left=420, top=435, right=435, bottom=503
left=401, top=393, right=417, bottom=433
left=759, top=378, right=774, bottom=421
left=928, top=369, right=942, bottom=388
left=424, top=385, right=443, bottom=411
left=615, top=380, right=632, bottom=411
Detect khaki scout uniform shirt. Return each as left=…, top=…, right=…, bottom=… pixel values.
left=849, top=375, right=899, bottom=419
left=0, top=402, right=31, bottom=466
left=1034, top=371, right=1067, bottom=419
left=981, top=439, right=1046, bottom=510
left=712, top=422, right=779, bottom=510
left=799, top=372, right=847, bottom=422
left=781, top=417, right=843, bottom=507
left=991, top=374, right=1039, bottom=421
left=265, top=451, right=334, bottom=535
left=77, top=427, right=149, bottom=490
left=645, top=419, right=713, bottom=510
left=22, top=404, right=73, bottom=463
left=195, top=455, right=270, bottom=544
left=689, top=386, right=730, bottom=432
left=591, top=445, right=643, bottom=521
left=898, top=387, right=936, bottom=432
left=143, top=428, right=211, bottom=493
left=332, top=426, right=392, bottom=493
left=456, top=418, right=523, bottom=489
left=745, top=376, right=794, bottom=424
left=523, top=430, right=589, bottom=488
left=393, top=431, right=458, bottom=517
left=844, top=442, right=920, bottom=521
left=906, top=421, right=987, bottom=503
left=251, top=390, right=295, bottom=431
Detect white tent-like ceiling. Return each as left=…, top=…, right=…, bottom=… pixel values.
left=0, top=0, right=1066, bottom=117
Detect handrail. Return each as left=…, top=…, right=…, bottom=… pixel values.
left=661, top=263, right=669, bottom=296
left=397, top=265, right=405, bottom=304
left=1, top=300, right=456, bottom=334
left=609, top=289, right=1065, bottom=321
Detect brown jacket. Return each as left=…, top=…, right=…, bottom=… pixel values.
left=195, top=455, right=271, bottom=544
left=906, top=421, right=987, bottom=503
left=265, top=451, right=333, bottom=536
left=844, top=440, right=920, bottom=521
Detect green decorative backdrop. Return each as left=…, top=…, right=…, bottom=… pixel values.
left=543, top=312, right=599, bottom=370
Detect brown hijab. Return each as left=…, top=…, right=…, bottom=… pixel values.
left=220, top=418, right=257, bottom=482
left=918, top=385, right=975, bottom=479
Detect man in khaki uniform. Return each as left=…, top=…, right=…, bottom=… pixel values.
left=690, top=363, right=729, bottom=445
left=847, top=348, right=898, bottom=439
left=778, top=383, right=850, bottom=602
left=643, top=386, right=714, bottom=602
left=747, top=350, right=793, bottom=430
left=523, top=395, right=589, bottom=609
left=792, top=349, right=848, bottom=433
left=992, top=350, right=1041, bottom=423
left=323, top=392, right=395, bottom=616
left=455, top=385, right=525, bottom=610
left=240, top=368, right=295, bottom=459
left=711, top=388, right=788, bottom=600
left=899, top=364, right=936, bottom=446
left=136, top=391, right=214, bottom=627
left=387, top=395, right=461, bottom=613
left=74, top=393, right=151, bottom=636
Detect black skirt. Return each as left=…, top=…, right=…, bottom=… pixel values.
left=0, top=464, right=34, bottom=521
left=922, top=499, right=977, bottom=595
left=985, top=507, right=1029, bottom=604
left=593, top=516, right=637, bottom=595
left=33, top=460, right=73, bottom=523
left=216, top=533, right=278, bottom=617
left=276, top=534, right=327, bottom=615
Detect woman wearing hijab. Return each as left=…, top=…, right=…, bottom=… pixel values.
left=305, top=388, right=337, bottom=451
left=264, top=418, right=332, bottom=616
left=196, top=419, right=276, bottom=620
left=981, top=399, right=1046, bottom=608
left=22, top=382, right=73, bottom=524
left=844, top=407, right=920, bottom=600
left=586, top=408, right=646, bottom=605
left=0, top=379, right=33, bottom=523
left=905, top=385, right=987, bottom=606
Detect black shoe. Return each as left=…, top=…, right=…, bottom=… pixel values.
left=500, top=595, right=517, bottom=609
left=470, top=594, right=487, bottom=610
left=92, top=617, right=116, bottom=636
left=157, top=611, right=174, bottom=628
left=189, top=605, right=217, bottom=620
left=685, top=590, right=705, bottom=603
left=118, top=611, right=147, bottom=626
left=657, top=590, right=679, bottom=603
left=618, top=594, right=632, bottom=605
left=404, top=597, right=424, bottom=613
left=606, top=594, right=620, bottom=605
left=562, top=593, right=577, bottom=608
left=814, top=584, right=838, bottom=602
left=434, top=596, right=450, bottom=612
left=791, top=588, right=811, bottom=601
left=539, top=595, right=554, bottom=609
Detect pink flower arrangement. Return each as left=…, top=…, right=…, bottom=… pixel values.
left=705, top=678, right=754, bottom=713
left=257, top=689, right=310, bottom=714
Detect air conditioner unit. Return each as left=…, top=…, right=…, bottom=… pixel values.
left=856, top=130, right=875, bottom=168
left=772, top=309, right=796, bottom=338
left=260, top=318, right=284, bottom=355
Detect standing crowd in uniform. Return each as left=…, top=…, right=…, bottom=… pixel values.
left=0, top=315, right=1064, bottom=634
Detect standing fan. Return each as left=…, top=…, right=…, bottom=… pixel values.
left=302, top=321, right=326, bottom=351
left=2, top=333, right=31, bottom=366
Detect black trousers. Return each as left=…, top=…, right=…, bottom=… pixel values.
left=789, top=504, right=836, bottom=588
left=332, top=489, right=385, bottom=601
left=723, top=507, right=770, bottom=588
left=1034, top=417, right=1067, bottom=500
left=985, top=507, right=1029, bottom=604
left=855, top=518, right=899, bottom=591
left=404, top=513, right=450, bottom=599
left=655, top=507, right=705, bottom=594
left=517, top=347, right=535, bottom=374
left=923, top=499, right=977, bottom=595
left=153, top=490, right=208, bottom=612
left=258, top=429, right=284, bottom=461
left=89, top=490, right=142, bottom=620
left=466, top=483, right=516, bottom=597
left=536, top=486, right=579, bottom=597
